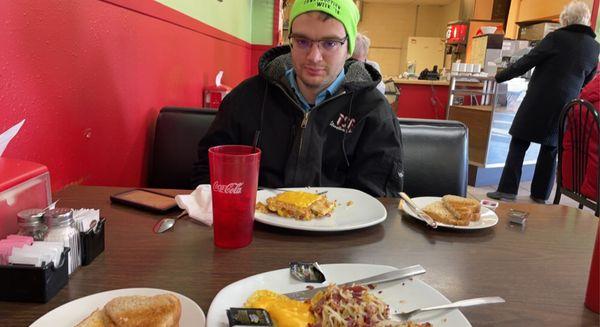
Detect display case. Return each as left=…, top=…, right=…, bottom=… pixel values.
left=446, top=76, right=540, bottom=170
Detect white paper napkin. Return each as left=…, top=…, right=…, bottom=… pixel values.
left=175, top=184, right=213, bottom=226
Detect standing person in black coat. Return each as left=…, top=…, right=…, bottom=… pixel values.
left=487, top=0, right=599, bottom=203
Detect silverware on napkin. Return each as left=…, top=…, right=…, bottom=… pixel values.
left=399, top=192, right=437, bottom=229
left=283, top=264, right=426, bottom=301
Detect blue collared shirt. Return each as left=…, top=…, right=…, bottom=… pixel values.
left=284, top=68, right=345, bottom=111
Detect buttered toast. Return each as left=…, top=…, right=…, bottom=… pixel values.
left=422, top=201, right=470, bottom=226
left=442, top=195, right=481, bottom=222
left=418, top=195, right=481, bottom=226
left=442, top=194, right=480, bottom=208
left=76, top=309, right=114, bottom=327
left=76, top=294, right=181, bottom=327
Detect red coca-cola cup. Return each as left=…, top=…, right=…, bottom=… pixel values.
left=585, top=224, right=599, bottom=312
left=208, top=145, right=261, bottom=249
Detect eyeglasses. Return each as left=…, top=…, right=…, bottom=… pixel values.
left=288, top=35, right=348, bottom=53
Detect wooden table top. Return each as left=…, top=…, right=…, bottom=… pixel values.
left=1, top=185, right=598, bottom=326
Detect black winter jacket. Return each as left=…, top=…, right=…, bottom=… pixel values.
left=496, top=24, right=599, bottom=146
left=192, top=46, right=404, bottom=197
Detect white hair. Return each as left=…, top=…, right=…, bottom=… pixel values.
left=352, top=33, right=371, bottom=61
left=560, top=1, right=591, bottom=26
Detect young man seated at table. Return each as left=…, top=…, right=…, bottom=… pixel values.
left=192, top=0, right=403, bottom=197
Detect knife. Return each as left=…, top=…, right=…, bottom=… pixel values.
left=283, top=264, right=426, bottom=301
left=399, top=192, right=438, bottom=229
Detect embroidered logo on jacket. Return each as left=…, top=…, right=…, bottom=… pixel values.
left=330, top=113, right=356, bottom=133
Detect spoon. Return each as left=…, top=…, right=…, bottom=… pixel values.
left=42, top=200, right=60, bottom=213
left=89, top=219, right=98, bottom=233
left=153, top=211, right=187, bottom=234
left=290, top=261, right=326, bottom=283
left=396, top=296, right=505, bottom=321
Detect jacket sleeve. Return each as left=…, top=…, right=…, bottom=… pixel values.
left=191, top=93, right=240, bottom=187
left=344, top=101, right=404, bottom=197
left=495, top=33, right=556, bottom=83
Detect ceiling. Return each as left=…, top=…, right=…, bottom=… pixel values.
left=363, top=0, right=455, bottom=5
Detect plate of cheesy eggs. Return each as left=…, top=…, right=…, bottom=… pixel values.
left=206, top=263, right=471, bottom=327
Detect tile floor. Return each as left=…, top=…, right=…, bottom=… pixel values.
left=467, top=181, right=598, bottom=215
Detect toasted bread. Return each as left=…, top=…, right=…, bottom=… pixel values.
left=443, top=203, right=475, bottom=222
left=104, top=294, right=181, bottom=327
left=422, top=201, right=470, bottom=226
left=442, top=195, right=480, bottom=211
left=442, top=195, right=481, bottom=221
left=75, top=309, right=115, bottom=327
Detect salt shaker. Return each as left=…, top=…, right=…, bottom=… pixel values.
left=16, top=209, right=49, bottom=241
left=44, top=208, right=81, bottom=274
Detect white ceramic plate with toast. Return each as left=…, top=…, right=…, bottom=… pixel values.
left=255, top=187, right=387, bottom=232
left=30, top=288, right=205, bottom=327
left=206, top=263, right=471, bottom=326
left=401, top=196, right=499, bottom=229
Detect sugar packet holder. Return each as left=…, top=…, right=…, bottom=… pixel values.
left=80, top=217, right=106, bottom=266
left=0, top=247, right=70, bottom=302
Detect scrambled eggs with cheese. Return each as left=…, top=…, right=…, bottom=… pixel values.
left=256, top=191, right=335, bottom=220
left=244, top=290, right=314, bottom=326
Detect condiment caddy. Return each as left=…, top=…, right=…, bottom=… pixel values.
left=0, top=206, right=106, bottom=303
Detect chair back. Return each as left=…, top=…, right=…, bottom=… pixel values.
left=554, top=99, right=600, bottom=216
left=148, top=107, right=217, bottom=189
left=398, top=118, right=468, bottom=197
left=148, top=108, right=469, bottom=197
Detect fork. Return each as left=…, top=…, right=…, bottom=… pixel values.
left=395, top=296, right=505, bottom=321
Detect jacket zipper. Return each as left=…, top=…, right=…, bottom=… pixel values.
left=297, top=111, right=310, bottom=156
left=273, top=82, right=349, bottom=181
left=295, top=91, right=347, bottom=156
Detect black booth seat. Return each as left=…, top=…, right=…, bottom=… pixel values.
left=148, top=107, right=468, bottom=197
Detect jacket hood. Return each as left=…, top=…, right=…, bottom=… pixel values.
left=560, top=24, right=596, bottom=38
left=258, top=45, right=382, bottom=92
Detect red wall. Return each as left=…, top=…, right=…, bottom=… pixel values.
left=250, top=45, right=273, bottom=76
left=0, top=1, right=254, bottom=191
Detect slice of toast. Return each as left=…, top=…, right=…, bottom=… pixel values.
left=443, top=203, right=479, bottom=222
left=422, top=201, right=469, bottom=226
left=104, top=294, right=181, bottom=327
left=75, top=309, right=115, bottom=327
left=442, top=195, right=481, bottom=221
left=442, top=195, right=481, bottom=213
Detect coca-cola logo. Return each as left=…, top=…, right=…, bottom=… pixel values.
left=212, top=181, right=244, bottom=194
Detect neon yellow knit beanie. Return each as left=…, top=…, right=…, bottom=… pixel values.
left=289, top=0, right=360, bottom=54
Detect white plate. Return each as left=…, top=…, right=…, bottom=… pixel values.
left=402, top=196, right=499, bottom=230
left=255, top=187, right=387, bottom=232
left=31, top=288, right=205, bottom=327
left=206, top=263, right=471, bottom=327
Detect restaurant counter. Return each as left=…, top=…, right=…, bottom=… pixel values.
left=388, top=78, right=450, bottom=120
